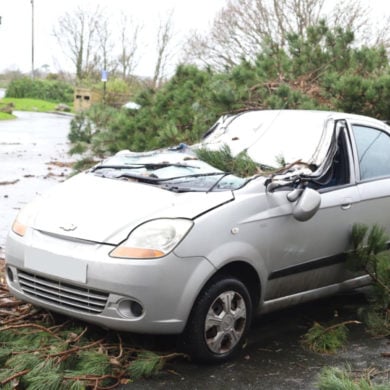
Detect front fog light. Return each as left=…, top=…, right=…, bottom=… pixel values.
left=118, top=299, right=144, bottom=318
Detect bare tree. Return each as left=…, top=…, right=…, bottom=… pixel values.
left=183, top=0, right=379, bottom=70
left=95, top=15, right=117, bottom=76
left=371, top=15, right=390, bottom=50
left=152, top=12, right=175, bottom=89
left=330, top=2, right=390, bottom=51
left=53, top=6, right=103, bottom=80
left=117, top=15, right=142, bottom=80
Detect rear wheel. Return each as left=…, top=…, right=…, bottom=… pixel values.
left=183, top=277, right=252, bottom=363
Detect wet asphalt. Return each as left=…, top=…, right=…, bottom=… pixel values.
left=0, top=109, right=389, bottom=389
left=0, top=110, right=74, bottom=253
left=120, top=292, right=389, bottom=389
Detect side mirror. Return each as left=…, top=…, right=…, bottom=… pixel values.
left=292, top=188, right=321, bottom=221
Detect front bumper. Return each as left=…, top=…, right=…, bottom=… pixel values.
left=5, top=228, right=215, bottom=334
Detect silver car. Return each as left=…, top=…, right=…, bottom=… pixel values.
left=5, top=110, right=390, bottom=362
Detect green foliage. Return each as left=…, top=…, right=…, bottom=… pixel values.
left=5, top=352, right=42, bottom=372
left=302, top=321, right=349, bottom=354
left=0, top=97, right=58, bottom=112
left=317, top=366, right=389, bottom=390
left=71, top=158, right=99, bottom=175
left=24, top=360, right=63, bottom=390
left=196, top=144, right=259, bottom=177
left=0, top=300, right=185, bottom=388
left=348, top=224, right=390, bottom=336
left=69, top=104, right=121, bottom=156
left=73, top=351, right=111, bottom=376
left=6, top=77, right=74, bottom=103
left=128, top=351, right=164, bottom=379
left=68, top=21, right=390, bottom=159
left=0, top=111, right=15, bottom=120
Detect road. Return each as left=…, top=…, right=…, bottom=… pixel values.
left=121, top=293, right=388, bottom=389
left=0, top=110, right=74, bottom=255
left=0, top=110, right=388, bottom=389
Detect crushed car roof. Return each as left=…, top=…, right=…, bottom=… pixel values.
left=200, top=109, right=389, bottom=169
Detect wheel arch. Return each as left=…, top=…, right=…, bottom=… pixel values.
left=204, top=261, right=262, bottom=310
left=180, top=261, right=261, bottom=362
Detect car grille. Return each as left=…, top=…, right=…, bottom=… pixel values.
left=17, top=270, right=109, bottom=314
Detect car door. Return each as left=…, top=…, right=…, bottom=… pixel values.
left=350, top=122, right=390, bottom=235
left=262, top=121, right=362, bottom=300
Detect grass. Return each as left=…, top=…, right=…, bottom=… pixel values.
left=0, top=97, right=62, bottom=113
left=0, top=112, right=16, bottom=120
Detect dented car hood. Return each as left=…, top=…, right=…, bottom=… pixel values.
left=31, top=173, right=233, bottom=244
left=28, top=110, right=342, bottom=244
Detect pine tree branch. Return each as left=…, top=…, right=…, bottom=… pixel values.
left=70, top=325, right=88, bottom=344
left=0, top=298, right=25, bottom=308
left=307, top=320, right=361, bottom=344
left=114, top=333, right=123, bottom=359
left=320, top=320, right=361, bottom=334
left=63, top=373, right=120, bottom=389
left=48, top=320, right=71, bottom=332
left=49, top=338, right=105, bottom=358
left=0, top=307, right=40, bottom=326
left=11, top=345, right=52, bottom=355
left=0, top=322, right=62, bottom=340
left=0, top=309, right=20, bottom=316
left=365, top=267, right=390, bottom=295
left=0, top=369, right=30, bottom=386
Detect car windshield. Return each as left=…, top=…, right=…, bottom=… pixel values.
left=201, top=110, right=335, bottom=169
left=90, top=110, right=336, bottom=192
left=90, top=149, right=247, bottom=192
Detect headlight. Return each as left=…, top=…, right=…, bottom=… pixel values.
left=110, top=218, right=193, bottom=259
left=11, top=197, right=43, bottom=237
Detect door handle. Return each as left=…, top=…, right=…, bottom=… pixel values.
left=341, top=197, right=352, bottom=210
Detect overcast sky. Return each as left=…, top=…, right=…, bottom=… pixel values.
left=0, top=0, right=388, bottom=78
left=0, top=0, right=226, bottom=77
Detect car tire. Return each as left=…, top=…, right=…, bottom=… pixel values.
left=182, top=276, right=252, bottom=363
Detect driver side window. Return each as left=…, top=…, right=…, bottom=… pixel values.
left=352, top=125, right=390, bottom=181
left=315, top=129, right=350, bottom=189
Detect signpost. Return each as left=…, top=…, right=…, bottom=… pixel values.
left=101, top=70, right=108, bottom=105
left=31, top=0, right=35, bottom=79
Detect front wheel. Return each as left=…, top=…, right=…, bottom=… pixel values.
left=182, top=277, right=252, bottom=363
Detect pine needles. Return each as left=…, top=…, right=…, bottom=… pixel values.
left=348, top=224, right=390, bottom=336
left=128, top=351, right=165, bottom=379
left=0, top=261, right=185, bottom=389
left=302, top=223, right=390, bottom=356
left=196, top=144, right=260, bottom=177
left=302, top=320, right=359, bottom=354
left=317, top=366, right=389, bottom=390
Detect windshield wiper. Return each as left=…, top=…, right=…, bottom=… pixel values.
left=92, top=162, right=200, bottom=171
left=206, top=173, right=231, bottom=192
left=117, top=171, right=225, bottom=183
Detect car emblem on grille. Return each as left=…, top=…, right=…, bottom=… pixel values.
left=59, top=223, right=78, bottom=232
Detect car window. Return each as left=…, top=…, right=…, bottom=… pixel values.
left=352, top=125, right=390, bottom=181
left=312, top=127, right=350, bottom=189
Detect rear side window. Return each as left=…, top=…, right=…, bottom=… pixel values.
left=352, top=125, right=390, bottom=180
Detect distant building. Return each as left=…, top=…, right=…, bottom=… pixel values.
left=74, top=88, right=102, bottom=111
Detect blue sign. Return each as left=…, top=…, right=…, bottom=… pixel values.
left=101, top=70, right=108, bottom=82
